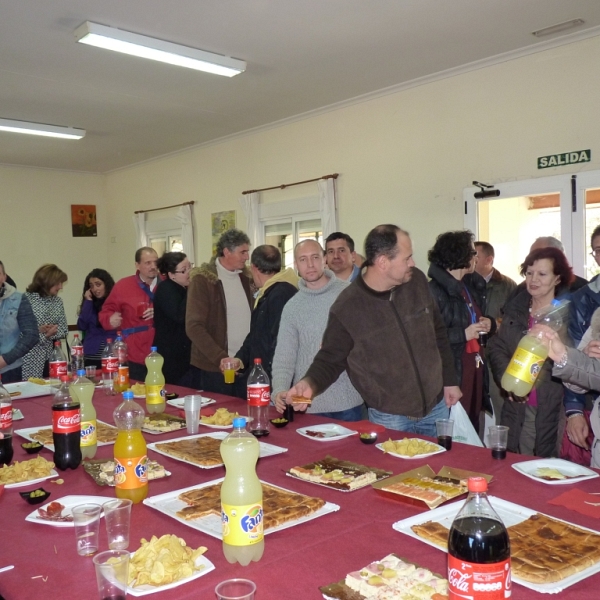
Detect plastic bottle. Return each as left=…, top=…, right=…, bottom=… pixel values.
left=145, top=347, right=166, bottom=413
left=113, top=390, right=148, bottom=504
left=101, top=338, right=117, bottom=395
left=71, top=333, right=84, bottom=374
left=0, top=376, right=14, bottom=465
left=113, top=335, right=129, bottom=394
left=220, top=416, right=264, bottom=566
left=448, top=477, right=511, bottom=599
left=49, top=341, right=68, bottom=381
left=501, top=299, right=568, bottom=396
left=247, top=358, right=271, bottom=438
left=52, top=375, right=82, bottom=470
left=70, top=369, right=97, bottom=459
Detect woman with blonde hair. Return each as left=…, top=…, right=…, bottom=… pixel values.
left=22, top=264, right=68, bottom=378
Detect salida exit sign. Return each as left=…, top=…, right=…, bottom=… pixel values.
left=538, top=149, right=591, bottom=169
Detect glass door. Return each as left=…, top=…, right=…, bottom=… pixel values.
left=576, top=172, right=600, bottom=280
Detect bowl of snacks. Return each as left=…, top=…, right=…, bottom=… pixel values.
left=21, top=441, right=44, bottom=454
left=359, top=432, right=378, bottom=445
left=19, top=487, right=50, bottom=505
left=270, top=418, right=289, bottom=429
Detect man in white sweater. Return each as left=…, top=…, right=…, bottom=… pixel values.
left=272, top=239, right=364, bottom=420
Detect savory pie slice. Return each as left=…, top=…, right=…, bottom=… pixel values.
left=156, top=436, right=223, bottom=466
left=410, top=521, right=449, bottom=550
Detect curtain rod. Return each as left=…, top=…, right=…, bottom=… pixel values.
left=134, top=200, right=195, bottom=215
left=242, top=173, right=338, bottom=195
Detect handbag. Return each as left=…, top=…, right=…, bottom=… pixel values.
left=450, top=402, right=484, bottom=447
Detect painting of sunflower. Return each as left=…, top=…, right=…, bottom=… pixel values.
left=71, top=204, right=97, bottom=237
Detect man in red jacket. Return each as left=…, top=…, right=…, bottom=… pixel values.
left=99, top=247, right=158, bottom=381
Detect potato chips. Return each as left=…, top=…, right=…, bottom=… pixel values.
left=0, top=456, right=55, bottom=485
left=128, top=535, right=207, bottom=588
left=131, top=382, right=146, bottom=396
left=381, top=438, right=440, bottom=457
left=200, top=407, right=240, bottom=426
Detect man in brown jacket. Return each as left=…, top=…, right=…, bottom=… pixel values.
left=186, top=229, right=254, bottom=394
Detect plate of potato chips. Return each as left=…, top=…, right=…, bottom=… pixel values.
left=0, top=456, right=58, bottom=488
left=376, top=438, right=446, bottom=459
left=126, top=534, right=215, bottom=596
left=200, top=407, right=251, bottom=429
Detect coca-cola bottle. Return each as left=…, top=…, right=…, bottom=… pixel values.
left=52, top=375, right=82, bottom=470
left=448, top=477, right=511, bottom=599
left=49, top=341, right=68, bottom=381
left=0, top=376, right=13, bottom=465
left=71, top=333, right=84, bottom=374
left=101, top=338, right=117, bottom=395
left=247, top=358, right=271, bottom=438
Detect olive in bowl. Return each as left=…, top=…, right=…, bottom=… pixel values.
left=19, top=488, right=50, bottom=505
left=270, top=418, right=289, bottom=428
left=22, top=441, right=44, bottom=454
left=359, top=432, right=378, bottom=445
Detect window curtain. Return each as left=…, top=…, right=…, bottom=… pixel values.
left=133, top=212, right=148, bottom=248
left=176, top=204, right=196, bottom=263
left=318, top=178, right=338, bottom=238
left=239, top=192, right=264, bottom=247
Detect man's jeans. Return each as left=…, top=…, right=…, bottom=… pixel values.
left=368, top=398, right=450, bottom=437
left=315, top=404, right=363, bottom=422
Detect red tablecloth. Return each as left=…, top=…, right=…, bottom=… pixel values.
left=2, top=385, right=600, bottom=600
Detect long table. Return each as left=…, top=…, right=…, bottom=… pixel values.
left=2, top=384, right=600, bottom=600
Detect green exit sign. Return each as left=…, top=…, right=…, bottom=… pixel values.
left=538, top=150, right=591, bottom=169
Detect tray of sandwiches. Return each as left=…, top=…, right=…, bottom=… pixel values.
left=143, top=477, right=339, bottom=539
left=393, top=495, right=600, bottom=593
left=372, top=466, right=492, bottom=510
left=15, top=420, right=118, bottom=451
left=83, top=458, right=171, bottom=486
left=286, top=455, right=392, bottom=492
left=147, top=431, right=287, bottom=468
left=320, top=553, right=448, bottom=600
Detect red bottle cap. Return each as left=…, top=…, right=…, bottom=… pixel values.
left=467, top=477, right=488, bottom=493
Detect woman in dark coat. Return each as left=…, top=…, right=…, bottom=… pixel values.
left=153, top=252, right=193, bottom=385
left=428, top=230, right=494, bottom=430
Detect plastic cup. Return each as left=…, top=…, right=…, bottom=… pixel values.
left=103, top=498, right=132, bottom=550
left=93, top=549, right=130, bottom=600
left=215, top=579, right=256, bottom=600
left=85, top=365, right=97, bottom=380
left=489, top=425, right=509, bottom=459
left=184, top=394, right=203, bottom=434
left=72, top=503, right=102, bottom=556
left=436, top=419, right=454, bottom=451
left=222, top=359, right=238, bottom=384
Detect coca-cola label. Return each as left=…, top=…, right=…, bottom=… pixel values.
left=71, top=344, right=84, bottom=357
left=0, top=404, right=12, bottom=431
left=102, top=356, right=118, bottom=373
left=52, top=408, right=81, bottom=434
left=247, top=384, right=270, bottom=407
left=49, top=360, right=68, bottom=379
left=448, top=555, right=511, bottom=599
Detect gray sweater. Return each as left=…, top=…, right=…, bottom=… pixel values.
left=272, top=270, right=363, bottom=413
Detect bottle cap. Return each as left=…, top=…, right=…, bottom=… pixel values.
left=151, top=346, right=157, bottom=352
left=254, top=358, right=262, bottom=364
left=77, top=369, right=85, bottom=376
left=123, top=391, right=134, bottom=400
left=467, top=477, right=488, bottom=493
left=232, top=417, right=247, bottom=428
left=60, top=375, right=69, bottom=382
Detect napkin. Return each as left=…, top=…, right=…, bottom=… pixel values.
left=548, top=488, right=600, bottom=519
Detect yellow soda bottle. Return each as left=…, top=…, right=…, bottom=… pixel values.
left=70, top=369, right=97, bottom=459
left=501, top=331, right=549, bottom=397
left=145, top=347, right=165, bottom=413
left=113, top=390, right=148, bottom=504
left=220, top=417, right=264, bottom=565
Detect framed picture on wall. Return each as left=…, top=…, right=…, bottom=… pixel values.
left=211, top=210, right=236, bottom=255
left=71, top=204, right=97, bottom=237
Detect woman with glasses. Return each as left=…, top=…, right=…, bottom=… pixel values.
left=153, top=252, right=194, bottom=385
left=427, top=230, right=495, bottom=432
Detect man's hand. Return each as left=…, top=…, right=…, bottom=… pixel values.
left=583, top=340, right=600, bottom=359
left=142, top=307, right=154, bottom=320
left=0, top=356, right=7, bottom=370
left=109, top=312, right=123, bottom=328
left=285, top=379, right=315, bottom=412
left=566, top=414, right=590, bottom=450
left=274, top=392, right=287, bottom=414
left=443, top=385, right=462, bottom=407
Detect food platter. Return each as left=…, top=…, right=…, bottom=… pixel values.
left=24, top=495, right=109, bottom=527
left=296, top=424, right=358, bottom=442
left=142, top=413, right=186, bottom=435
left=512, top=458, right=599, bottom=485
left=83, top=458, right=170, bottom=486
left=5, top=381, right=56, bottom=400
left=5, top=469, right=59, bottom=489
left=376, top=439, right=446, bottom=460
left=15, top=420, right=118, bottom=452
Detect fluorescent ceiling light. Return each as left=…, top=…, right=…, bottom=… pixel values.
left=74, top=21, right=246, bottom=77
left=532, top=19, right=584, bottom=37
left=0, top=118, right=85, bottom=140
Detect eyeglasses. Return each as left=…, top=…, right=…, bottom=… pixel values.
left=590, top=249, right=600, bottom=258
left=174, top=263, right=194, bottom=274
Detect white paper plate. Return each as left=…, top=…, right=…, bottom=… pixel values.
left=392, top=495, right=600, bottom=594
left=12, top=408, right=24, bottom=421
left=24, top=494, right=109, bottom=527
left=15, top=420, right=117, bottom=452
left=6, top=468, right=59, bottom=489
left=147, top=431, right=286, bottom=469
left=143, top=477, right=340, bottom=539
left=5, top=381, right=56, bottom=400
left=375, top=439, right=446, bottom=459
left=199, top=415, right=252, bottom=429
left=296, top=423, right=358, bottom=442
left=133, top=394, right=146, bottom=399
left=511, top=458, right=599, bottom=485
left=166, top=397, right=216, bottom=409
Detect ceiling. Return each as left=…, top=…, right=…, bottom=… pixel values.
left=2, top=0, right=600, bottom=173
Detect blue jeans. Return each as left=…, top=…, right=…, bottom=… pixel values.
left=368, top=399, right=450, bottom=437
left=315, top=405, right=363, bottom=422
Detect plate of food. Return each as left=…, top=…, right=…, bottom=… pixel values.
left=25, top=495, right=110, bottom=527
left=12, top=408, right=24, bottom=421
left=199, top=407, right=248, bottom=429
left=512, top=458, right=599, bottom=485
left=142, top=413, right=186, bottom=434
left=296, top=424, right=358, bottom=442
left=4, top=381, right=57, bottom=400
left=166, top=397, right=216, bottom=410
left=83, top=458, right=170, bottom=486
left=0, top=456, right=58, bottom=489
left=15, top=420, right=118, bottom=451
left=376, top=438, right=445, bottom=459
left=130, top=382, right=147, bottom=398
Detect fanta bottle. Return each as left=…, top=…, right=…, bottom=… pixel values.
left=70, top=369, right=97, bottom=459
left=220, top=417, right=264, bottom=565
left=145, top=347, right=166, bottom=413
left=113, top=390, right=148, bottom=504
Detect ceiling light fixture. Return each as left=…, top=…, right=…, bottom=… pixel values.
left=532, top=19, right=585, bottom=38
left=0, top=118, right=85, bottom=140
left=74, top=21, right=246, bottom=77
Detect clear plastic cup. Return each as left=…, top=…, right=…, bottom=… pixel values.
left=184, top=394, right=203, bottom=434
left=215, top=579, right=257, bottom=600
left=72, top=503, right=102, bottom=556
left=93, top=549, right=129, bottom=600
left=103, top=498, right=132, bottom=550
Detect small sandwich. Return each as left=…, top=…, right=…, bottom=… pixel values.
left=290, top=395, right=312, bottom=405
